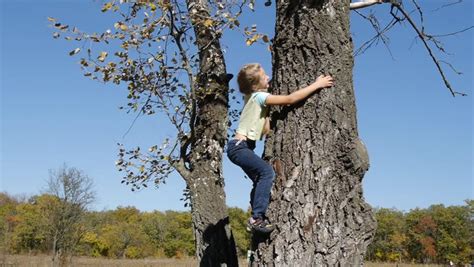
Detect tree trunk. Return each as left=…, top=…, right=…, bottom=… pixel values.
left=183, top=0, right=238, bottom=265
left=52, top=232, right=59, bottom=267
left=187, top=99, right=237, bottom=266
left=188, top=166, right=237, bottom=266
left=254, top=1, right=377, bottom=265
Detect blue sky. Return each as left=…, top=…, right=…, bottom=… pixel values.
left=1, top=0, right=472, bottom=212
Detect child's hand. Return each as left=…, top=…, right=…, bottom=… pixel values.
left=314, top=75, right=334, bottom=89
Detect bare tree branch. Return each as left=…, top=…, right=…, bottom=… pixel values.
left=429, top=26, right=474, bottom=38
left=353, top=10, right=398, bottom=57
left=122, top=95, right=152, bottom=138
left=439, top=60, right=463, bottom=75
left=432, top=0, right=463, bottom=12
left=352, top=0, right=469, bottom=96
left=391, top=1, right=467, bottom=96
left=350, top=0, right=388, bottom=10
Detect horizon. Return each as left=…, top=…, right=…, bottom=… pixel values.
left=1, top=189, right=471, bottom=214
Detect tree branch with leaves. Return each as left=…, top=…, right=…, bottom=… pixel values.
left=50, top=0, right=258, bottom=264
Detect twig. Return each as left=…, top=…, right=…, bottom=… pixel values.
left=122, top=95, right=151, bottom=139
left=429, top=26, right=474, bottom=38
left=391, top=2, right=466, bottom=96
left=432, top=0, right=463, bottom=12
left=439, top=60, right=463, bottom=75
left=354, top=10, right=398, bottom=57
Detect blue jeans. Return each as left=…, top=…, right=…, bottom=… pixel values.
left=227, top=139, right=275, bottom=220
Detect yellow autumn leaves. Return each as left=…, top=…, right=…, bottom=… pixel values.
left=98, top=52, right=108, bottom=62
left=114, top=22, right=128, bottom=31
left=69, top=48, right=107, bottom=63
left=244, top=25, right=270, bottom=46
left=203, top=19, right=215, bottom=28
left=246, top=34, right=270, bottom=46
left=101, top=1, right=170, bottom=13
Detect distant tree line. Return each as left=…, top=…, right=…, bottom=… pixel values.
left=366, top=201, right=473, bottom=265
left=0, top=191, right=472, bottom=264
left=0, top=191, right=250, bottom=260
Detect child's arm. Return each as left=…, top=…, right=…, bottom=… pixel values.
left=265, top=75, right=334, bottom=106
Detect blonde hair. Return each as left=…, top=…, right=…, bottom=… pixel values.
left=237, top=63, right=262, bottom=95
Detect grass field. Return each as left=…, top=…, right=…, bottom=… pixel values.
left=1, top=254, right=199, bottom=267
left=0, top=254, right=447, bottom=267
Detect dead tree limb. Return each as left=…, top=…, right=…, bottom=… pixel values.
left=390, top=0, right=469, bottom=96
left=351, top=0, right=471, bottom=96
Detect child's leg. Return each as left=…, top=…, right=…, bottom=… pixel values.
left=227, top=140, right=275, bottom=219
left=249, top=161, right=274, bottom=219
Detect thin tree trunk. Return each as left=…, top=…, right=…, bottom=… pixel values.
left=189, top=99, right=237, bottom=265
left=52, top=232, right=59, bottom=267
left=184, top=0, right=238, bottom=265
left=254, top=1, right=377, bottom=265
left=188, top=167, right=237, bottom=266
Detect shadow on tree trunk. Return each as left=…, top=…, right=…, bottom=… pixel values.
left=200, top=217, right=238, bottom=267
left=249, top=232, right=272, bottom=267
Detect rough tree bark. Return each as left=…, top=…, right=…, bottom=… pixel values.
left=176, top=0, right=238, bottom=265
left=253, top=1, right=377, bottom=265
